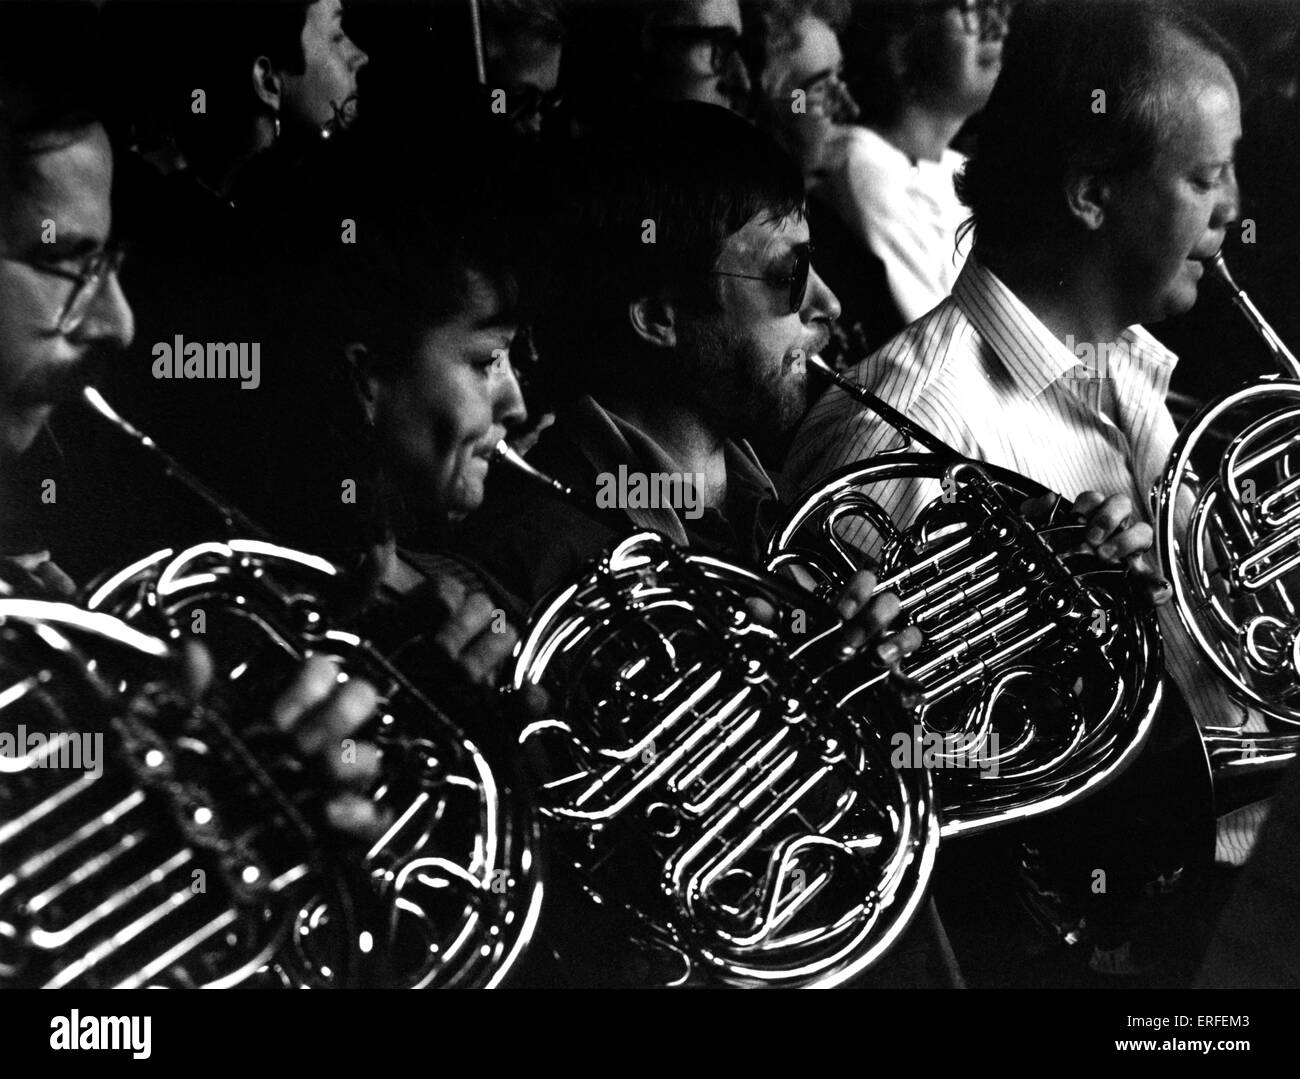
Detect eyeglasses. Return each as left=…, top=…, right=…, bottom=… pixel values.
left=652, top=25, right=744, bottom=77
left=797, top=70, right=861, bottom=124
left=711, top=244, right=813, bottom=314
left=503, top=84, right=565, bottom=124
left=920, top=0, right=1012, bottom=37
left=2, top=244, right=128, bottom=335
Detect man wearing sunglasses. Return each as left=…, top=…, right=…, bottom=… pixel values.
left=455, top=105, right=930, bottom=689
left=641, top=0, right=753, bottom=115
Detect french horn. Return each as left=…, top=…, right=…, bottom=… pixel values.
left=509, top=526, right=940, bottom=987
left=767, top=356, right=1165, bottom=836
left=0, top=390, right=543, bottom=988
left=1153, top=251, right=1300, bottom=785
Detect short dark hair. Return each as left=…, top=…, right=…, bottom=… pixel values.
left=956, top=0, right=1245, bottom=262
left=315, top=153, right=524, bottom=373
left=482, top=0, right=567, bottom=45
left=533, top=102, right=805, bottom=397
left=0, top=1, right=105, bottom=199
left=152, top=1, right=313, bottom=154
left=840, top=2, right=947, bottom=130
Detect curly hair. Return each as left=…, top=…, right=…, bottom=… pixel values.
left=748, top=0, right=851, bottom=79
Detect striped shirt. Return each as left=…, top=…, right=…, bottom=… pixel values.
left=786, top=257, right=1264, bottom=862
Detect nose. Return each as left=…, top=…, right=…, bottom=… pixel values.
left=802, top=263, right=841, bottom=327
left=982, top=2, right=1012, bottom=41
left=348, top=36, right=369, bottom=72
left=1213, top=164, right=1241, bottom=230
left=493, top=362, right=528, bottom=430
left=75, top=271, right=135, bottom=351
left=517, top=109, right=545, bottom=137
left=831, top=78, right=860, bottom=124
left=720, top=52, right=752, bottom=110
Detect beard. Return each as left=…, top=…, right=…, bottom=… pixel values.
left=672, top=317, right=808, bottom=443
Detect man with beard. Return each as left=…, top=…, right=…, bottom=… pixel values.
left=457, top=103, right=1157, bottom=609
left=453, top=104, right=843, bottom=608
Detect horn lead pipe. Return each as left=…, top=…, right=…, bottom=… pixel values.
left=1207, top=250, right=1300, bottom=379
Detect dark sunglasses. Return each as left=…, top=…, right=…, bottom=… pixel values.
left=710, top=244, right=813, bottom=314
left=651, top=25, right=743, bottom=76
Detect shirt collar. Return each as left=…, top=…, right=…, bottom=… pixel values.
left=952, top=258, right=1179, bottom=392
left=952, top=258, right=1080, bottom=399
left=558, top=395, right=779, bottom=541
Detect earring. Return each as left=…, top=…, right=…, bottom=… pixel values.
left=273, top=115, right=281, bottom=144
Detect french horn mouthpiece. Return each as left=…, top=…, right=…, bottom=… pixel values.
left=1205, top=248, right=1240, bottom=293
left=492, top=439, right=578, bottom=501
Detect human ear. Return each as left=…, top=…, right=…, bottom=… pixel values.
left=343, top=342, right=380, bottom=424
left=251, top=55, right=283, bottom=113
left=1064, top=168, right=1108, bottom=231
left=628, top=294, right=678, bottom=350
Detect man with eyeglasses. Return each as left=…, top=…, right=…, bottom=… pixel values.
left=814, top=0, right=1010, bottom=328
left=0, top=147, right=131, bottom=465
left=641, top=0, right=752, bottom=115
left=455, top=102, right=929, bottom=663
left=481, top=0, right=567, bottom=139
left=1, top=1, right=424, bottom=843
left=750, top=0, right=904, bottom=372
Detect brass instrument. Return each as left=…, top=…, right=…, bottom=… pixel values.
left=507, top=515, right=939, bottom=984
left=767, top=356, right=1164, bottom=836
left=1153, top=251, right=1300, bottom=782
left=0, top=391, right=542, bottom=988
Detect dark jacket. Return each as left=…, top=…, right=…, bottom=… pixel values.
left=452, top=394, right=784, bottom=611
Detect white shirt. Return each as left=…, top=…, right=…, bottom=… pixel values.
left=786, top=257, right=1263, bottom=861
left=816, top=126, right=970, bottom=324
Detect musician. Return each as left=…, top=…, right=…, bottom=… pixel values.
left=481, top=0, right=568, bottom=139
left=156, top=0, right=369, bottom=205
left=309, top=159, right=537, bottom=686
left=0, top=1, right=498, bottom=841
left=823, top=0, right=1010, bottom=325
left=453, top=103, right=1150, bottom=673
left=785, top=0, right=1262, bottom=862
left=564, top=0, right=752, bottom=132
left=749, top=0, right=903, bottom=371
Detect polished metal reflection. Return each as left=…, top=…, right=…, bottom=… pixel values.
left=82, top=540, right=542, bottom=988
left=0, top=393, right=547, bottom=988
left=768, top=356, right=1164, bottom=836
left=1153, top=253, right=1300, bottom=778
left=512, top=531, right=939, bottom=987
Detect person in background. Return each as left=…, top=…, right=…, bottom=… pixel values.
left=823, top=0, right=1009, bottom=324
left=481, top=0, right=568, bottom=139
left=0, top=0, right=385, bottom=839
left=750, top=0, right=902, bottom=373
left=787, top=0, right=1265, bottom=875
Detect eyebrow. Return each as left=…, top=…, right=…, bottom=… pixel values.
left=29, top=234, right=103, bottom=260
left=472, top=314, right=518, bottom=332
left=766, top=238, right=810, bottom=263
left=798, top=67, right=839, bottom=90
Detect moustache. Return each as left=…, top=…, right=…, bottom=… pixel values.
left=320, top=95, right=359, bottom=140
left=800, top=331, right=831, bottom=364
left=12, top=350, right=109, bottom=408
